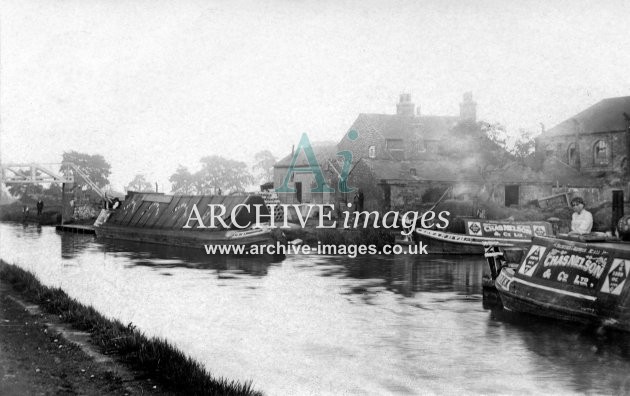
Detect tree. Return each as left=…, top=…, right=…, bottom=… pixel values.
left=169, top=165, right=197, bottom=195
left=198, top=155, right=254, bottom=194
left=510, top=129, right=536, bottom=165
left=41, top=183, right=63, bottom=205
left=478, top=122, right=514, bottom=172
left=439, top=121, right=516, bottom=202
left=168, top=157, right=254, bottom=195
left=252, top=150, right=277, bottom=184
left=126, top=174, right=154, bottom=192
left=61, top=151, right=111, bottom=188
left=480, top=123, right=535, bottom=164
left=440, top=121, right=512, bottom=177
left=7, top=183, right=43, bottom=201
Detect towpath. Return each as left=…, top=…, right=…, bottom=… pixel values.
left=0, top=281, right=171, bottom=395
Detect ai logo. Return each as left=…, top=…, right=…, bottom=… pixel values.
left=276, top=131, right=358, bottom=194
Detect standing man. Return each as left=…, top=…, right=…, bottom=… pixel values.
left=357, top=189, right=364, bottom=212
left=36, top=199, right=44, bottom=216
left=569, top=197, right=593, bottom=235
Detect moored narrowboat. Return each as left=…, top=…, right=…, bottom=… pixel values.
left=95, top=192, right=282, bottom=251
left=416, top=219, right=554, bottom=255
left=492, top=236, right=630, bottom=331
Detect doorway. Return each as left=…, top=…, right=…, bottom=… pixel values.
left=295, top=182, right=302, bottom=203
left=505, top=185, right=519, bottom=207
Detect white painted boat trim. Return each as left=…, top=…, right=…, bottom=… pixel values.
left=415, top=228, right=525, bottom=246
left=514, top=278, right=597, bottom=301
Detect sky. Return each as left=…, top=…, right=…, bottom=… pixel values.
left=1, top=0, right=629, bottom=192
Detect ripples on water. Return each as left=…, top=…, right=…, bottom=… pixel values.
left=1, top=223, right=629, bottom=395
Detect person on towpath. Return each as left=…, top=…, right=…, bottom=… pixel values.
left=353, top=189, right=364, bottom=212
left=569, top=197, right=593, bottom=235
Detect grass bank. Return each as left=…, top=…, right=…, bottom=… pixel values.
left=0, top=202, right=61, bottom=225
left=0, top=260, right=262, bottom=396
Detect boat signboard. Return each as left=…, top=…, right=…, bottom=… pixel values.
left=515, top=237, right=625, bottom=296
left=465, top=220, right=552, bottom=240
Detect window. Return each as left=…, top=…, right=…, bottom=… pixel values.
left=593, top=140, right=608, bottom=165
left=567, top=143, right=578, bottom=166
left=368, top=145, right=376, bottom=158
left=416, top=139, right=426, bottom=153
left=544, top=143, right=554, bottom=158
left=410, top=168, right=417, bottom=176
left=386, top=139, right=404, bottom=160
left=385, top=139, right=404, bottom=150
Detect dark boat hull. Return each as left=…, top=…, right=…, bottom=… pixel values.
left=493, top=237, right=630, bottom=332
left=95, top=224, right=275, bottom=249
left=416, top=228, right=531, bottom=255
left=496, top=270, right=598, bottom=324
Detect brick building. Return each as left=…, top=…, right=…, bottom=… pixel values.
left=336, top=93, right=474, bottom=161
left=273, top=93, right=479, bottom=208
left=275, top=92, right=600, bottom=212
left=535, top=96, right=630, bottom=182
left=273, top=142, right=338, bottom=205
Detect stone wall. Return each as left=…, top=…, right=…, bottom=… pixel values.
left=537, top=130, right=627, bottom=177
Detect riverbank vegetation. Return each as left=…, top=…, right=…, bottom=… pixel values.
left=0, top=202, right=61, bottom=225
left=0, top=260, right=262, bottom=396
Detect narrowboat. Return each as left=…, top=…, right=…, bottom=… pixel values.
left=415, top=219, right=554, bottom=255
left=491, top=236, right=630, bottom=332
left=94, top=192, right=282, bottom=250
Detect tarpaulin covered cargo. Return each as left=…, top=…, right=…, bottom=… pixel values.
left=95, top=193, right=278, bottom=250
left=106, top=193, right=271, bottom=231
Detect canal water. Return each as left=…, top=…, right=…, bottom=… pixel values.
left=1, top=223, right=629, bottom=395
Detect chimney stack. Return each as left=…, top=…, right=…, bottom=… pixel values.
left=459, top=92, right=477, bottom=122
left=396, top=93, right=415, bottom=117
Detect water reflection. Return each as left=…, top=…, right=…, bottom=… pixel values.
left=487, top=307, right=630, bottom=394
left=59, top=231, right=283, bottom=277
left=2, top=222, right=630, bottom=395
left=319, top=255, right=486, bottom=298
left=60, top=232, right=96, bottom=259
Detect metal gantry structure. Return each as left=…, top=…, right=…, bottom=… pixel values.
left=0, top=163, right=74, bottom=184
left=0, top=162, right=110, bottom=203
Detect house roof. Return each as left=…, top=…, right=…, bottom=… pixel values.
left=483, top=157, right=602, bottom=187
left=487, top=162, right=546, bottom=184
left=538, top=157, right=603, bottom=187
left=361, top=157, right=601, bottom=187
left=361, top=158, right=482, bottom=183
left=541, top=96, right=630, bottom=137
left=416, top=115, right=460, bottom=139
left=342, top=113, right=459, bottom=143
left=274, top=141, right=338, bottom=168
